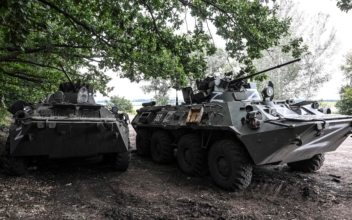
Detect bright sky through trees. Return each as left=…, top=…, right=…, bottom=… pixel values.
left=96, top=0, right=352, bottom=101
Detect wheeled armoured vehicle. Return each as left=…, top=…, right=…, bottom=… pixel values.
left=3, top=80, right=130, bottom=175
left=132, top=59, right=352, bottom=191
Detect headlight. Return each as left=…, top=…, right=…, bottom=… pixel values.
left=77, top=86, right=88, bottom=103
left=23, top=105, right=33, bottom=115
left=23, top=106, right=32, bottom=113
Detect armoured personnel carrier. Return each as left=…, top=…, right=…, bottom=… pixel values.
left=132, top=59, right=352, bottom=191
left=3, top=80, right=130, bottom=175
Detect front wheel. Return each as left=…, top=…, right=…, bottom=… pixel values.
left=150, top=130, right=174, bottom=164
left=111, top=151, right=130, bottom=171
left=177, top=134, right=208, bottom=176
left=208, top=140, right=252, bottom=191
left=136, top=129, right=151, bottom=157
left=287, top=153, right=325, bottom=172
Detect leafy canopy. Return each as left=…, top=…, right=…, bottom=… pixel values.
left=336, top=0, right=352, bottom=12
left=1, top=0, right=304, bottom=103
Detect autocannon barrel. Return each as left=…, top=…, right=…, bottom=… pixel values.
left=230, top=58, right=301, bottom=84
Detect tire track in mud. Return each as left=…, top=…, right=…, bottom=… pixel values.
left=249, top=180, right=286, bottom=197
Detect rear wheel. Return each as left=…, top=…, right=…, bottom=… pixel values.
left=287, top=153, right=325, bottom=172
left=177, top=134, right=208, bottom=176
left=111, top=151, right=130, bottom=171
left=150, top=130, right=174, bottom=164
left=136, top=129, right=151, bottom=157
left=208, top=140, right=252, bottom=191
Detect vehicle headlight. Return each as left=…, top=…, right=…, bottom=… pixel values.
left=23, top=106, right=32, bottom=114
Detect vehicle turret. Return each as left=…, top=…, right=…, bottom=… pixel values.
left=182, top=59, right=301, bottom=104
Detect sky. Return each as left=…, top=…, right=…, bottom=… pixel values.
left=297, top=0, right=352, bottom=100
left=95, top=0, right=352, bottom=102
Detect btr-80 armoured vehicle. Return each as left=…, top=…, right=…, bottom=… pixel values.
left=3, top=80, right=130, bottom=175
left=132, top=59, right=352, bottom=191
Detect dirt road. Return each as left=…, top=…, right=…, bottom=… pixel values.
left=0, top=126, right=351, bottom=219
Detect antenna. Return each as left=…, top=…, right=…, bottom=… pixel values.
left=176, top=89, right=178, bottom=106
left=172, top=85, right=180, bottom=106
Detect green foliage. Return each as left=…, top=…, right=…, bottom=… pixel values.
left=1, top=0, right=303, bottom=90
left=336, top=86, right=352, bottom=115
left=337, top=0, right=352, bottom=12
left=0, top=107, right=10, bottom=127
left=0, top=0, right=307, bottom=122
left=340, top=53, right=352, bottom=83
left=105, top=95, right=134, bottom=113
left=141, top=78, right=171, bottom=106
left=336, top=52, right=352, bottom=114
left=0, top=96, right=11, bottom=127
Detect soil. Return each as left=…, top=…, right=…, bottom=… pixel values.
left=0, top=125, right=352, bottom=220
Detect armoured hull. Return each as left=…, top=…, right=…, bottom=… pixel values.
left=9, top=117, right=129, bottom=158
left=3, top=81, right=130, bottom=175
left=241, top=115, right=352, bottom=165
left=132, top=102, right=352, bottom=166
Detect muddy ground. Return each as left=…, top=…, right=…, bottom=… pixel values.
left=0, top=125, right=351, bottom=220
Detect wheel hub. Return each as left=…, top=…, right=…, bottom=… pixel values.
left=216, top=157, right=230, bottom=177
left=184, top=149, right=193, bottom=166
left=156, top=143, right=161, bottom=156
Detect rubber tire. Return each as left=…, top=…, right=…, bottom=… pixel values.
left=136, top=129, right=151, bottom=157
left=208, top=140, right=252, bottom=191
left=3, top=137, right=28, bottom=176
left=287, top=153, right=325, bottom=172
left=150, top=130, right=174, bottom=164
left=177, top=134, right=208, bottom=177
left=101, top=154, right=111, bottom=165
left=111, top=151, right=130, bottom=171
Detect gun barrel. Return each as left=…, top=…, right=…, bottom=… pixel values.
left=63, top=71, right=74, bottom=86
left=231, top=58, right=301, bottom=83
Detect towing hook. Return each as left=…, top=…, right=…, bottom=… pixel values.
left=291, top=137, right=303, bottom=146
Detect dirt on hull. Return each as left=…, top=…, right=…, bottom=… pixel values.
left=0, top=125, right=351, bottom=220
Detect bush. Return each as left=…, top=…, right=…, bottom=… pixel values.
left=336, top=86, right=352, bottom=115
left=105, top=95, right=134, bottom=113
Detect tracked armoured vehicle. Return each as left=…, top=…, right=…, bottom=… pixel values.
left=3, top=80, right=130, bottom=175
left=132, top=59, right=352, bottom=191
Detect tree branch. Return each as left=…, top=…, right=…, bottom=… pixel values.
left=6, top=59, right=62, bottom=72
left=0, top=67, right=44, bottom=83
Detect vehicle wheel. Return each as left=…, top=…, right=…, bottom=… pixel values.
left=177, top=134, right=208, bottom=176
left=150, top=130, right=174, bottom=164
left=136, top=129, right=151, bottom=157
left=101, top=154, right=111, bottom=165
left=2, top=137, right=28, bottom=176
left=287, top=153, right=325, bottom=172
left=208, top=139, right=253, bottom=191
left=111, top=151, right=130, bottom=171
